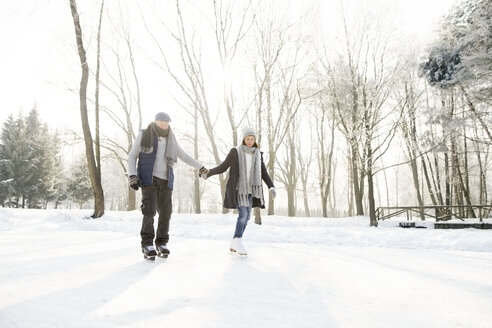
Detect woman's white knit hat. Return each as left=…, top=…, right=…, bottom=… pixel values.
left=241, top=126, right=256, bottom=141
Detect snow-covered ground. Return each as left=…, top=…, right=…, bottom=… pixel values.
left=1, top=208, right=491, bottom=328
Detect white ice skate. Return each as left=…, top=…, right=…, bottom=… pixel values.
left=230, top=238, right=247, bottom=257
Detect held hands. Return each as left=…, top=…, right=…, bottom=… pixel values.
left=129, top=175, right=139, bottom=191
left=269, top=187, right=276, bottom=199
left=198, top=166, right=209, bottom=180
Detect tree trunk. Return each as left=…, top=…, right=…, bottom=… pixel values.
left=287, top=129, right=296, bottom=217
left=347, top=160, right=354, bottom=216
left=367, top=143, right=377, bottom=227
left=193, top=107, right=201, bottom=214
left=433, top=153, right=444, bottom=205
left=267, top=150, right=275, bottom=216
left=254, top=207, right=261, bottom=225
left=421, top=156, right=438, bottom=206
left=331, top=161, right=338, bottom=216
left=367, top=171, right=377, bottom=226
left=351, top=141, right=364, bottom=215
left=453, top=137, right=476, bottom=218
left=127, top=188, right=136, bottom=211
left=321, top=194, right=328, bottom=218
left=302, top=179, right=311, bottom=217
left=94, top=0, right=104, bottom=181
left=254, top=70, right=264, bottom=225
left=402, top=89, right=425, bottom=219
left=287, top=187, right=295, bottom=217
left=410, top=156, right=424, bottom=219
left=317, top=110, right=328, bottom=218
left=462, top=116, right=475, bottom=218
left=444, top=151, right=451, bottom=220
left=326, top=120, right=336, bottom=216
left=459, top=84, right=492, bottom=142
left=266, top=72, right=275, bottom=217
left=70, top=0, right=105, bottom=218
left=473, top=122, right=487, bottom=220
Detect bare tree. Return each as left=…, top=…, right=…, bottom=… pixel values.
left=398, top=76, right=426, bottom=219
left=277, top=108, right=301, bottom=217
left=313, top=98, right=336, bottom=218
left=94, top=0, right=104, bottom=189
left=213, top=0, right=254, bottom=145
left=324, top=57, right=366, bottom=217
left=472, top=122, right=491, bottom=219
left=143, top=1, right=235, bottom=212
left=250, top=5, right=296, bottom=219
left=297, top=124, right=313, bottom=217
left=96, top=9, right=144, bottom=211
left=324, top=3, right=404, bottom=225
left=69, top=0, right=105, bottom=218
left=192, top=107, right=202, bottom=213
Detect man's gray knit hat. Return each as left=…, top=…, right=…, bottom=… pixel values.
left=241, top=126, right=256, bottom=141
left=155, top=112, right=171, bottom=122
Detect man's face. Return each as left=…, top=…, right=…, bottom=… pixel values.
left=244, top=135, right=255, bottom=147
left=155, top=120, right=169, bottom=130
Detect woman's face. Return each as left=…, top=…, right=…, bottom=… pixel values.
left=244, top=135, right=255, bottom=147
left=155, top=120, right=169, bottom=130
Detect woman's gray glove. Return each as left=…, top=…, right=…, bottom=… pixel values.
left=269, top=187, right=276, bottom=199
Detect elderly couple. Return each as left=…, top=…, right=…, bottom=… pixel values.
left=127, top=112, right=276, bottom=260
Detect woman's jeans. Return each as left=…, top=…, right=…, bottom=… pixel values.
left=234, top=194, right=253, bottom=238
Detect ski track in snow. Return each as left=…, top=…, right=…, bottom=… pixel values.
left=0, top=208, right=491, bottom=328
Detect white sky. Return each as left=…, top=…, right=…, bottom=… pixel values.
left=0, top=0, right=458, bottom=132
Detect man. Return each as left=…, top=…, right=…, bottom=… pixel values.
left=127, top=112, right=208, bottom=260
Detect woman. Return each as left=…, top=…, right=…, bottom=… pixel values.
left=202, top=126, right=276, bottom=256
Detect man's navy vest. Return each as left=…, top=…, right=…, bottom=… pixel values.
left=137, top=134, right=174, bottom=189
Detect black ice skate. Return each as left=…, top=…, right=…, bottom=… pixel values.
left=156, top=244, right=170, bottom=259
left=142, top=245, right=157, bottom=261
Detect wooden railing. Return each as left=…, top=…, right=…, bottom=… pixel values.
left=376, top=205, right=492, bottom=222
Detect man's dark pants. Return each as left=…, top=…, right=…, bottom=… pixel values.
left=140, top=177, right=172, bottom=247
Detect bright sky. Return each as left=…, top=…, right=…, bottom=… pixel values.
left=0, top=0, right=458, bottom=132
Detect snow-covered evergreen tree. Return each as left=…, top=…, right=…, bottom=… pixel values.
left=0, top=110, right=65, bottom=208
left=24, top=109, right=44, bottom=207
left=422, top=0, right=491, bottom=96
left=5, top=114, right=33, bottom=207
left=24, top=108, right=62, bottom=208
left=0, top=115, right=16, bottom=206
left=43, top=131, right=66, bottom=208
left=441, top=0, right=491, bottom=100
left=421, top=0, right=492, bottom=143
left=67, top=158, right=93, bottom=209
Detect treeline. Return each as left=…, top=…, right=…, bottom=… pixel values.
left=415, top=0, right=491, bottom=219
left=64, top=0, right=491, bottom=223
left=0, top=109, right=92, bottom=208
left=5, top=0, right=489, bottom=222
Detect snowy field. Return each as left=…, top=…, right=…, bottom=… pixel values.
left=0, top=208, right=491, bottom=328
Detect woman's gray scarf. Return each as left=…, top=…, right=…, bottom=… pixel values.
left=141, top=123, right=178, bottom=168
left=236, top=144, right=263, bottom=207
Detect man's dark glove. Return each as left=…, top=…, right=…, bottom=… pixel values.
left=198, top=166, right=209, bottom=179
left=129, top=175, right=139, bottom=191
